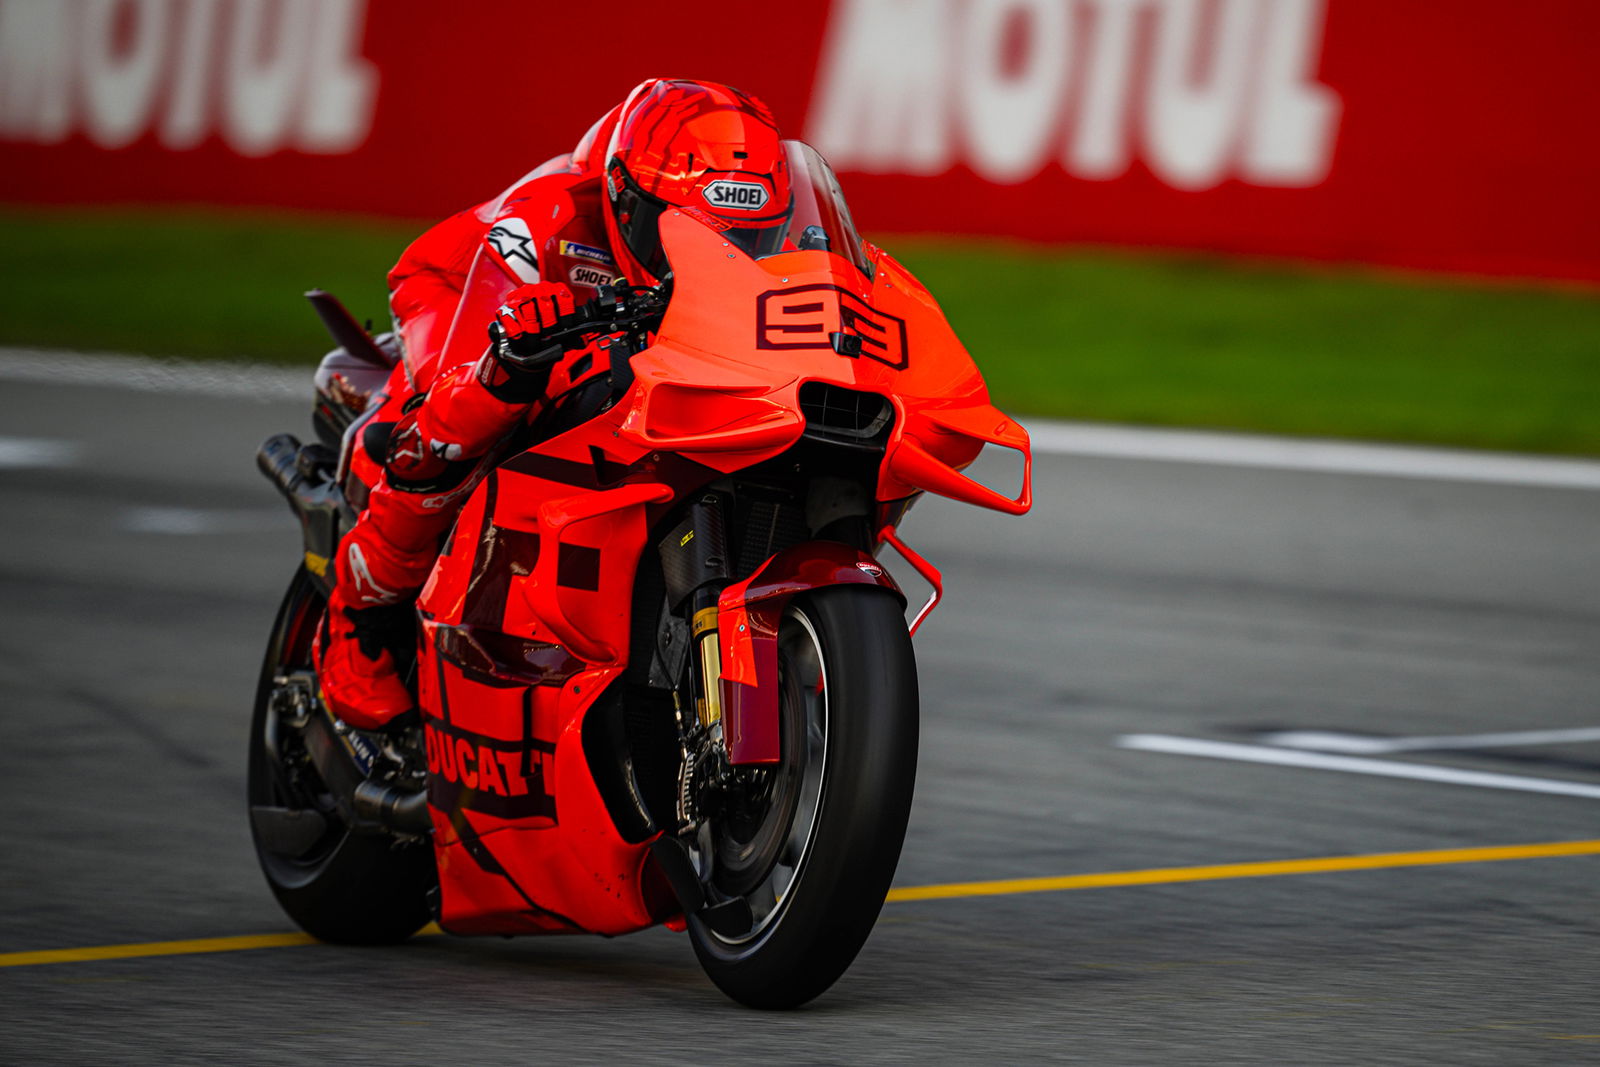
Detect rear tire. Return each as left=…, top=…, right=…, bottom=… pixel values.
left=246, top=568, right=434, bottom=944
left=688, top=585, right=918, bottom=1008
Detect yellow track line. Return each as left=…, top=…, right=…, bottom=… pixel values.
left=0, top=924, right=444, bottom=969
left=885, top=839, right=1600, bottom=902
left=5, top=841, right=1598, bottom=969
left=1, top=931, right=319, bottom=968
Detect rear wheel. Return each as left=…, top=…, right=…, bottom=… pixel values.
left=688, top=585, right=918, bottom=1008
left=246, top=568, right=434, bottom=944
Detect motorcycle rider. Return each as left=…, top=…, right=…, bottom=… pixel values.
left=315, top=77, right=795, bottom=730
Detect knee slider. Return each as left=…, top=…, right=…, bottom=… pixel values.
left=383, top=406, right=476, bottom=494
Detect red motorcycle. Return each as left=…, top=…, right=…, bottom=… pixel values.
left=251, top=142, right=1031, bottom=1008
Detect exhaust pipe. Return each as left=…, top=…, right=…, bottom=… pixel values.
left=258, top=432, right=306, bottom=498
left=353, top=779, right=432, bottom=836
left=302, top=706, right=431, bottom=838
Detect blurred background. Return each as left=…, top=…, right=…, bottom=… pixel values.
left=4, top=4, right=1600, bottom=1057
left=1, top=0, right=1596, bottom=453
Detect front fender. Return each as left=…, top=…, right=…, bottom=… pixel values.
left=716, top=542, right=905, bottom=765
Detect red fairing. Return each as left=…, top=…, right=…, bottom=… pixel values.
left=718, top=544, right=905, bottom=766
left=419, top=658, right=678, bottom=937
left=386, top=133, right=1032, bottom=937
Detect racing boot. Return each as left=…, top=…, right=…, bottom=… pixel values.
left=314, top=525, right=432, bottom=731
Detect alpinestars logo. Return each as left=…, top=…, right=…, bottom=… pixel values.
left=487, top=218, right=540, bottom=281
left=704, top=180, right=770, bottom=211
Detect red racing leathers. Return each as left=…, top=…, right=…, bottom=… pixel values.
left=315, top=116, right=629, bottom=730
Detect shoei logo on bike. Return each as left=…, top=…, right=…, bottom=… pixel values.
left=704, top=179, right=770, bottom=211
left=569, top=264, right=621, bottom=289
left=756, top=285, right=909, bottom=370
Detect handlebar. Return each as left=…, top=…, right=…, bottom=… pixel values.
left=492, top=283, right=668, bottom=369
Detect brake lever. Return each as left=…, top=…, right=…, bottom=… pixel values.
left=491, top=284, right=668, bottom=367
left=488, top=321, right=564, bottom=371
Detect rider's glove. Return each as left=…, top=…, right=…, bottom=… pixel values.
left=478, top=281, right=581, bottom=403
left=496, top=281, right=577, bottom=351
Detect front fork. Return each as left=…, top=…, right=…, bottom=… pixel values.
left=692, top=589, right=726, bottom=733
left=647, top=505, right=911, bottom=937
left=660, top=492, right=735, bottom=734
left=662, top=495, right=913, bottom=772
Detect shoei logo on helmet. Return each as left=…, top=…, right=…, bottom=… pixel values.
left=704, top=179, right=770, bottom=211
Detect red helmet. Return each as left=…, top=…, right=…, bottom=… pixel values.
left=602, top=78, right=791, bottom=286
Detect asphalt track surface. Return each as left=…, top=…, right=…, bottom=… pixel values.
left=2, top=360, right=1598, bottom=1063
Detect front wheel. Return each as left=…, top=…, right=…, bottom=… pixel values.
left=246, top=568, right=434, bottom=944
left=688, top=585, right=919, bottom=1008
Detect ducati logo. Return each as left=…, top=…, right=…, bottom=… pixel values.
left=425, top=722, right=557, bottom=821
left=704, top=179, right=770, bottom=211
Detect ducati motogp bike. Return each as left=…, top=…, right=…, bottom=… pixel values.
left=249, top=143, right=1032, bottom=1008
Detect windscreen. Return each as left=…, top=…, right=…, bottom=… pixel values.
left=751, top=141, right=874, bottom=280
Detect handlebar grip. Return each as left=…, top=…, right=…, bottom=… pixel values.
left=489, top=284, right=664, bottom=368
left=490, top=321, right=564, bottom=371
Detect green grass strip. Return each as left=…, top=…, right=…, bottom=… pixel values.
left=2, top=206, right=1596, bottom=454
left=894, top=238, right=1600, bottom=455
left=0, top=206, right=411, bottom=363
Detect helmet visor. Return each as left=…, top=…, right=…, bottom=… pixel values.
left=723, top=218, right=790, bottom=259
left=608, top=161, right=670, bottom=282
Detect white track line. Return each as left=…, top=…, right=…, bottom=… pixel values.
left=4, top=346, right=1599, bottom=489
left=1258, top=726, right=1600, bottom=755
left=1117, top=734, right=1600, bottom=800
left=117, top=507, right=291, bottom=535
left=0, top=346, right=304, bottom=401
left=1027, top=422, right=1600, bottom=490
left=0, top=436, right=83, bottom=469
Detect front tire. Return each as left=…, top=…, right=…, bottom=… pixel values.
left=689, top=585, right=918, bottom=1008
left=246, top=568, right=434, bottom=944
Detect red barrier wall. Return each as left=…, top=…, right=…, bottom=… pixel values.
left=1, top=0, right=1596, bottom=282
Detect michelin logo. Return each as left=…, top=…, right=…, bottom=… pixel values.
left=558, top=240, right=614, bottom=265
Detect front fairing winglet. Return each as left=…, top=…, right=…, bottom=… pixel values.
left=881, top=402, right=1033, bottom=516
